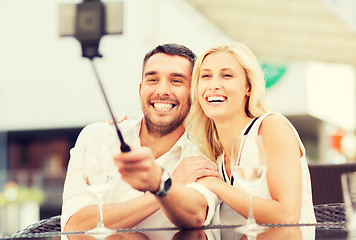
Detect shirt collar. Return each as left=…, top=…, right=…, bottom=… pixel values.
left=131, top=117, right=186, bottom=154
left=132, top=117, right=143, bottom=140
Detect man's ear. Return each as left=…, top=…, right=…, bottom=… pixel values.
left=139, top=82, right=142, bottom=96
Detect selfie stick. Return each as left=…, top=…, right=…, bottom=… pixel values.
left=90, top=61, right=131, bottom=153
left=74, top=0, right=130, bottom=152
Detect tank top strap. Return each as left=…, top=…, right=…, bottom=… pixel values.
left=243, top=117, right=259, bottom=135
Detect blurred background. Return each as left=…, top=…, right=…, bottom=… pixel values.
left=0, top=0, right=355, bottom=236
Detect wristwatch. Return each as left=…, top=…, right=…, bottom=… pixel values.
left=151, top=168, right=172, bottom=197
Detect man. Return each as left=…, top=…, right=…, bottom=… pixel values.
left=62, top=43, right=219, bottom=231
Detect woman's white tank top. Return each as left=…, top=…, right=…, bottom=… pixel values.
left=213, top=112, right=316, bottom=225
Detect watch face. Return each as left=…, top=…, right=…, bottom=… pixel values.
left=154, top=169, right=172, bottom=197
left=164, top=177, right=172, bottom=191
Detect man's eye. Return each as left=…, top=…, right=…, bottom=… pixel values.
left=147, top=78, right=158, bottom=82
left=172, top=79, right=183, bottom=83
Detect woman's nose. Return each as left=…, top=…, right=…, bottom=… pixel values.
left=208, top=77, right=221, bottom=90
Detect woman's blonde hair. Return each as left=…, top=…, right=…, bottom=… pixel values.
left=187, top=42, right=270, bottom=162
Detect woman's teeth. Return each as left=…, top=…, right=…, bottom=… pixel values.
left=207, top=96, right=226, bottom=102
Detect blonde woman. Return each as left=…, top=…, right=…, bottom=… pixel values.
left=187, top=42, right=316, bottom=225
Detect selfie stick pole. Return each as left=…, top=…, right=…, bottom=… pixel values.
left=89, top=60, right=131, bottom=153
left=74, top=0, right=130, bottom=152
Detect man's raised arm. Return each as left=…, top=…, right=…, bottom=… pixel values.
left=115, top=147, right=219, bottom=228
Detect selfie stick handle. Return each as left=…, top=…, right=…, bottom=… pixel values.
left=90, top=60, right=131, bottom=152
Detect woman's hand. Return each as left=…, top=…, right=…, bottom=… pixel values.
left=106, top=115, right=128, bottom=125
left=172, top=156, right=219, bottom=185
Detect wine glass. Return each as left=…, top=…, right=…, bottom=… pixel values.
left=230, top=135, right=268, bottom=235
left=82, top=146, right=117, bottom=236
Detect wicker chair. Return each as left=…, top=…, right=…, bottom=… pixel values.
left=313, top=203, right=346, bottom=223
left=12, top=215, right=61, bottom=237
left=308, top=162, right=356, bottom=205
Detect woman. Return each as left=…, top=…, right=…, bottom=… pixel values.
left=187, top=42, right=316, bottom=224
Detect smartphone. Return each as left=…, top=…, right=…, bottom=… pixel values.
left=58, top=1, right=123, bottom=37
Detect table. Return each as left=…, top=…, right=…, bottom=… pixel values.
left=2, top=223, right=353, bottom=240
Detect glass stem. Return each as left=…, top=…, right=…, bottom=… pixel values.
left=96, top=193, right=105, bottom=228
left=246, top=185, right=257, bottom=225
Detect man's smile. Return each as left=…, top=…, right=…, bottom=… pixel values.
left=152, top=102, right=176, bottom=112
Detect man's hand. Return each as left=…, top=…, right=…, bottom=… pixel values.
left=172, top=156, right=219, bottom=185
left=114, top=147, right=162, bottom=192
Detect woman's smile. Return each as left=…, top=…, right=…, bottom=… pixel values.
left=205, top=95, right=227, bottom=105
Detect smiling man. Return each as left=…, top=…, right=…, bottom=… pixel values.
left=61, top=43, right=220, bottom=231
left=139, top=51, right=191, bottom=146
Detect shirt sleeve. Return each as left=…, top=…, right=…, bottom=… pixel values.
left=61, top=123, right=111, bottom=231
left=61, top=138, right=97, bottom=230
left=186, top=182, right=221, bottom=225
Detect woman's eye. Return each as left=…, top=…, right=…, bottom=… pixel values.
left=223, top=74, right=233, bottom=78
left=201, top=74, right=210, bottom=78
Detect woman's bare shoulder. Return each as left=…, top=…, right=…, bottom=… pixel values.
left=259, top=113, right=296, bottom=140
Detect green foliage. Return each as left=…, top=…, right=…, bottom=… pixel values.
left=261, top=63, right=287, bottom=89
left=0, top=186, right=45, bottom=205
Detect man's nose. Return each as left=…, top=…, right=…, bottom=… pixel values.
left=156, top=80, right=171, bottom=96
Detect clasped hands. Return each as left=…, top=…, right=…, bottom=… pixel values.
left=114, top=146, right=219, bottom=193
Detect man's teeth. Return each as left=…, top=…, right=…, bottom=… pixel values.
left=207, top=96, right=226, bottom=102
left=153, top=103, right=173, bottom=110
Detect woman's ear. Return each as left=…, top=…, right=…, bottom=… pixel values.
left=246, top=85, right=251, bottom=96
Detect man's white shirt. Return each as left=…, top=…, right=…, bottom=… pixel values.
left=61, top=118, right=219, bottom=230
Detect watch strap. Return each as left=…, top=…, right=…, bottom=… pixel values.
left=150, top=168, right=172, bottom=197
